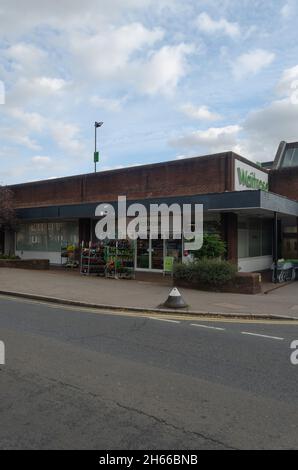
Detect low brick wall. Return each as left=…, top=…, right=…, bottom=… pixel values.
left=0, top=259, right=50, bottom=270
left=175, top=272, right=262, bottom=295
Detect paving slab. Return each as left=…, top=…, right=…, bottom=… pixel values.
left=0, top=268, right=297, bottom=319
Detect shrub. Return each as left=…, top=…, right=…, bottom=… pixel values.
left=194, top=233, right=226, bottom=259
left=0, top=254, right=20, bottom=260
left=174, top=258, right=237, bottom=287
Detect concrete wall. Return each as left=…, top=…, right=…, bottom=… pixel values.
left=238, top=255, right=273, bottom=272
left=15, top=250, right=61, bottom=264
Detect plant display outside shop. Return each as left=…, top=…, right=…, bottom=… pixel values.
left=174, top=234, right=236, bottom=288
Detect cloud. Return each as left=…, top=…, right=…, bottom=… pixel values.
left=135, top=43, right=195, bottom=95
left=31, top=155, right=52, bottom=168
left=241, top=97, right=298, bottom=161
left=69, top=23, right=164, bottom=80
left=277, top=64, right=298, bottom=97
left=0, top=0, right=171, bottom=37
left=281, top=2, right=296, bottom=19
left=232, top=49, right=275, bottom=79
left=49, top=121, right=85, bottom=156
left=7, top=76, right=69, bottom=107
left=90, top=95, right=127, bottom=112
left=170, top=65, right=298, bottom=163
left=69, top=23, right=193, bottom=96
left=5, top=107, right=46, bottom=132
left=0, top=128, right=42, bottom=151
left=196, top=12, right=240, bottom=38
left=4, top=42, right=47, bottom=75
left=180, top=103, right=221, bottom=121
left=170, top=125, right=241, bottom=154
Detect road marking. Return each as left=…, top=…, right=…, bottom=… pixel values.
left=241, top=331, right=284, bottom=341
left=2, top=294, right=298, bottom=325
left=149, top=317, right=180, bottom=324
left=191, top=323, right=225, bottom=331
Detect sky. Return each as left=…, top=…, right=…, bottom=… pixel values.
left=1, top=0, right=298, bottom=184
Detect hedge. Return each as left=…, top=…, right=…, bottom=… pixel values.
left=174, top=258, right=237, bottom=287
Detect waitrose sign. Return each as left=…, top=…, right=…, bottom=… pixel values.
left=234, top=160, right=269, bottom=192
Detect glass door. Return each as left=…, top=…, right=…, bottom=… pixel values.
left=136, top=239, right=150, bottom=269
left=151, top=239, right=164, bottom=270
left=136, top=238, right=164, bottom=270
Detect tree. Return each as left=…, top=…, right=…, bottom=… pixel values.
left=194, top=233, right=226, bottom=259
left=0, top=186, right=17, bottom=255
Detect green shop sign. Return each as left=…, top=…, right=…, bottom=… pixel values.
left=237, top=167, right=269, bottom=191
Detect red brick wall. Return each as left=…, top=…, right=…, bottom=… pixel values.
left=221, top=213, right=238, bottom=264
left=269, top=167, right=298, bottom=201
left=10, top=152, right=234, bottom=209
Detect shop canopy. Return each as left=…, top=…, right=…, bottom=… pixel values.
left=17, top=189, right=298, bottom=220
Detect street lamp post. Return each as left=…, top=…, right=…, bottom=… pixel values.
left=94, top=121, right=103, bottom=173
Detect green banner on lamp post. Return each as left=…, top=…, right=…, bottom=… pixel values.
left=94, top=151, right=99, bottom=163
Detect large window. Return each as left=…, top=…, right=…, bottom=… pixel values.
left=16, top=221, right=79, bottom=252
left=281, top=147, right=298, bottom=168
left=238, top=217, right=272, bottom=258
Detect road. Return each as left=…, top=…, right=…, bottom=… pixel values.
left=0, top=295, right=298, bottom=450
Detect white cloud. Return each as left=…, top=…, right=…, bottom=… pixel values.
left=8, top=76, right=69, bottom=107
left=180, top=103, right=221, bottom=121
left=170, top=125, right=241, bottom=153
left=6, top=107, right=46, bottom=132
left=196, top=12, right=240, bottom=38
left=69, top=23, right=164, bottom=80
left=5, top=42, right=46, bottom=75
left=6, top=131, right=42, bottom=151
left=170, top=76, right=298, bottom=163
left=50, top=121, right=85, bottom=156
left=35, top=77, right=66, bottom=92
left=135, top=43, right=194, bottom=95
left=90, top=95, right=127, bottom=112
left=281, top=2, right=295, bottom=19
left=1, top=105, right=86, bottom=158
left=0, top=0, right=172, bottom=37
left=232, top=49, right=275, bottom=79
left=241, top=97, right=298, bottom=161
left=31, top=155, right=52, bottom=169
left=277, top=64, right=298, bottom=97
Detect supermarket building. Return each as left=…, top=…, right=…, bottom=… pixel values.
left=2, top=140, right=298, bottom=273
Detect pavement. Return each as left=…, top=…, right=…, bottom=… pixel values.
left=1, top=295, right=298, bottom=449
left=0, top=267, right=298, bottom=319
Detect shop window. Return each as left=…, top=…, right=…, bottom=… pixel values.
left=282, top=148, right=298, bottom=168
left=203, top=214, right=221, bottom=235
left=166, top=238, right=182, bottom=263
left=16, top=222, right=79, bottom=252
left=261, top=219, right=273, bottom=256
left=238, top=217, right=272, bottom=259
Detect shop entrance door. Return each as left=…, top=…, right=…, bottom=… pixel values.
left=136, top=238, right=164, bottom=271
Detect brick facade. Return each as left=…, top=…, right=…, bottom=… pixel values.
left=269, top=167, right=298, bottom=201
left=10, top=152, right=236, bottom=209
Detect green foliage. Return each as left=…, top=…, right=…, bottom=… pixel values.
left=0, top=254, right=20, bottom=260
left=174, top=258, right=237, bottom=287
left=194, top=233, right=226, bottom=259
left=0, top=186, right=17, bottom=232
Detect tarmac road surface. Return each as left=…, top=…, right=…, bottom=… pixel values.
left=1, top=295, right=298, bottom=449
